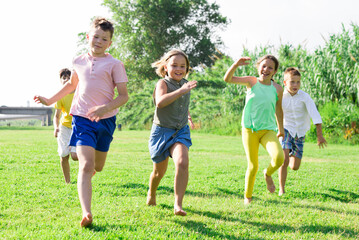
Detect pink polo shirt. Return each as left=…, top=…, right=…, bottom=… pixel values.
left=70, top=53, right=128, bottom=119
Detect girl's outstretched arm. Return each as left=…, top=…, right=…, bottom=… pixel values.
left=155, top=80, right=197, bottom=108
left=223, top=57, right=256, bottom=87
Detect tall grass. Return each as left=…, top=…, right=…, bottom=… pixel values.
left=114, top=24, right=359, bottom=142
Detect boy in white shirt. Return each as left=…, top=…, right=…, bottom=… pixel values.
left=279, top=67, right=327, bottom=196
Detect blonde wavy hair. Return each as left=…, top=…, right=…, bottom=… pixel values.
left=151, top=49, right=190, bottom=78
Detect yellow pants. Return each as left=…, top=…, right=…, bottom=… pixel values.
left=242, top=128, right=284, bottom=198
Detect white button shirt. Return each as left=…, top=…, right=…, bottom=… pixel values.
left=282, top=89, right=322, bottom=138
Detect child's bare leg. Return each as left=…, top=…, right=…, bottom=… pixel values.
left=147, top=158, right=169, bottom=206
left=71, top=151, right=78, bottom=161
left=77, top=146, right=95, bottom=227
left=170, top=143, right=189, bottom=216
left=289, top=156, right=302, bottom=171
left=279, top=149, right=290, bottom=196
left=264, top=169, right=275, bottom=193
left=94, top=150, right=108, bottom=172
left=60, top=155, right=71, bottom=184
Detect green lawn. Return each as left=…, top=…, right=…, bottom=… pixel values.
left=0, top=127, right=358, bottom=239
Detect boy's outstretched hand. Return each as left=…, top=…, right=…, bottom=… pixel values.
left=317, top=135, right=327, bottom=148
left=34, top=95, right=50, bottom=106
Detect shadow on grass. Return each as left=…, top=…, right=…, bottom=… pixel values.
left=216, top=187, right=242, bottom=196
left=320, top=188, right=359, bottom=203
left=159, top=202, right=358, bottom=238
left=85, top=224, right=108, bottom=232
left=267, top=197, right=359, bottom=216
left=241, top=220, right=358, bottom=238
left=120, top=183, right=242, bottom=199
left=172, top=219, right=253, bottom=240
left=282, top=188, right=359, bottom=203
left=159, top=203, right=237, bottom=221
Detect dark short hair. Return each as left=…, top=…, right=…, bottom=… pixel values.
left=59, top=68, right=71, bottom=78
left=91, top=17, right=114, bottom=39
left=284, top=67, right=301, bottom=77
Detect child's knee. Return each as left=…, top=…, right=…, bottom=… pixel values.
left=248, top=162, right=259, bottom=174
left=153, top=169, right=166, bottom=179
left=94, top=165, right=104, bottom=172
left=276, top=151, right=285, bottom=166
left=79, top=162, right=95, bottom=174
left=176, top=160, right=189, bottom=171
left=281, top=157, right=289, bottom=167
left=71, top=152, right=78, bottom=161
left=289, top=163, right=300, bottom=171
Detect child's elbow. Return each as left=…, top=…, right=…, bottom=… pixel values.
left=156, top=102, right=164, bottom=108
left=223, top=76, right=231, bottom=83
left=123, top=94, right=129, bottom=104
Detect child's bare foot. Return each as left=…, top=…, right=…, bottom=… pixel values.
left=146, top=190, right=156, bottom=206
left=264, top=170, right=275, bottom=193
left=80, top=213, right=93, bottom=227
left=244, top=197, right=252, bottom=205
left=174, top=207, right=187, bottom=216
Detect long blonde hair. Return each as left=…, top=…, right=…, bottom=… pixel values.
left=152, top=49, right=190, bottom=77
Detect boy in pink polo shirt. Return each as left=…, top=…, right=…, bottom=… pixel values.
left=34, top=17, right=129, bottom=227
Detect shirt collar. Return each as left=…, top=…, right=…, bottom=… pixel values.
left=284, top=88, right=302, bottom=97
left=165, top=76, right=186, bottom=86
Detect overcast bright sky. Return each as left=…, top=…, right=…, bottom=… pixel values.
left=1, top=0, right=359, bottom=107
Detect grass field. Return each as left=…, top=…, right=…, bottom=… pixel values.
left=0, top=127, right=358, bottom=239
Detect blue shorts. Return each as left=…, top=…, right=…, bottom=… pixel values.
left=281, top=129, right=305, bottom=159
left=70, top=115, right=116, bottom=152
left=148, top=124, right=192, bottom=163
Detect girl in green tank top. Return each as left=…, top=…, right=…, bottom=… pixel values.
left=224, top=55, right=284, bottom=205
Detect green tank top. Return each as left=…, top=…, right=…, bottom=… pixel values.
left=242, top=80, right=278, bottom=132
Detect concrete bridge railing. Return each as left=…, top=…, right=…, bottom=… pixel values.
left=0, top=107, right=53, bottom=126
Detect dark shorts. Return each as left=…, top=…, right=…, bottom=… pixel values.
left=281, top=129, right=305, bottom=159
left=70, top=115, right=116, bottom=152
left=148, top=124, right=192, bottom=163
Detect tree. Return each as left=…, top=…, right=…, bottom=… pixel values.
left=103, top=0, right=228, bottom=81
